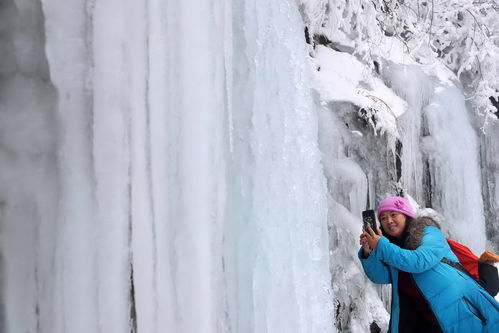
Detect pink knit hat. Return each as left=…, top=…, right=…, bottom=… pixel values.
left=377, top=196, right=415, bottom=220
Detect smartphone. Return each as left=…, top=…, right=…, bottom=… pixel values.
left=362, top=210, right=377, bottom=231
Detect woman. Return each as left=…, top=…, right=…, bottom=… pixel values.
left=359, top=196, right=499, bottom=333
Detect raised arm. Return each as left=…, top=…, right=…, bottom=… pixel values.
left=375, top=226, right=447, bottom=273
left=358, top=248, right=392, bottom=284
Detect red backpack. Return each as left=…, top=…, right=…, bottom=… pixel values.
left=444, top=238, right=499, bottom=297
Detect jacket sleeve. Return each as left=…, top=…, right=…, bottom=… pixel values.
left=375, top=226, right=447, bottom=273
left=358, top=248, right=392, bottom=284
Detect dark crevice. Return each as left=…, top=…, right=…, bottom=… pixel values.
left=396, top=186, right=404, bottom=197
left=358, top=108, right=377, bottom=128
left=395, top=139, right=402, bottom=182
left=423, top=158, right=433, bottom=208
left=127, top=115, right=137, bottom=332
left=421, top=111, right=430, bottom=137
left=370, top=321, right=382, bottom=333
left=489, top=95, right=499, bottom=118
left=304, top=26, right=311, bottom=44
left=334, top=300, right=342, bottom=331
left=314, top=34, right=332, bottom=47
left=312, top=35, right=356, bottom=55
left=421, top=112, right=433, bottom=207
left=128, top=204, right=137, bottom=333
left=129, top=264, right=138, bottom=333
left=35, top=265, right=41, bottom=333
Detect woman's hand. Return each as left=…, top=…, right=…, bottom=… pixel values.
left=359, top=232, right=371, bottom=258
left=364, top=226, right=383, bottom=250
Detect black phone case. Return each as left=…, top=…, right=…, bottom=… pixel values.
left=362, top=210, right=377, bottom=231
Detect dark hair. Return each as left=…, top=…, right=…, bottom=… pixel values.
left=380, top=216, right=414, bottom=245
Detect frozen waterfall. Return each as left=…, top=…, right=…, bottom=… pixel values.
left=1, top=0, right=498, bottom=332
left=1, top=0, right=333, bottom=332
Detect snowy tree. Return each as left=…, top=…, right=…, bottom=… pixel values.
left=299, top=0, right=499, bottom=123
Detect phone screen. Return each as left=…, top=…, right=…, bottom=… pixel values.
left=362, top=210, right=377, bottom=231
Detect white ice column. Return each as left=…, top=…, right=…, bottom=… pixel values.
left=153, top=0, right=230, bottom=332
left=423, top=84, right=486, bottom=252
left=385, top=63, right=434, bottom=200
left=43, top=0, right=231, bottom=332
left=41, top=0, right=101, bottom=332
left=38, top=0, right=333, bottom=332
left=226, top=1, right=334, bottom=332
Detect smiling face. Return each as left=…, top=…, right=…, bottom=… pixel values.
left=379, top=210, right=407, bottom=239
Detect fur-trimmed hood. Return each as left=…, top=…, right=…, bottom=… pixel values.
left=404, top=216, right=441, bottom=250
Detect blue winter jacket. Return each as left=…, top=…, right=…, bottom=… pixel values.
left=359, top=218, right=499, bottom=333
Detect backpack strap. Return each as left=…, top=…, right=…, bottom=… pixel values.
left=441, top=258, right=494, bottom=293
left=441, top=258, right=478, bottom=281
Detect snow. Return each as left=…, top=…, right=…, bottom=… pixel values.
left=313, top=45, right=407, bottom=138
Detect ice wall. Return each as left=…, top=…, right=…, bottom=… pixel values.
left=226, top=2, right=333, bottom=332
left=1, top=0, right=333, bottom=332
left=41, top=0, right=233, bottom=332
left=384, top=63, right=486, bottom=252
left=1, top=0, right=497, bottom=333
